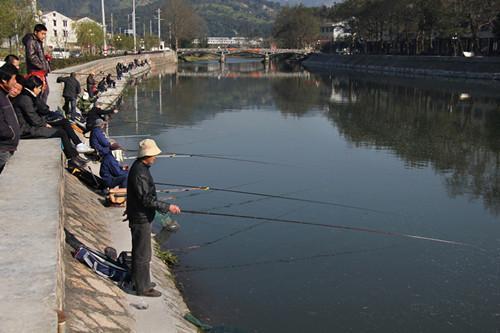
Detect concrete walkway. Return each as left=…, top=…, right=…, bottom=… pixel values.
left=51, top=58, right=196, bottom=332
left=0, top=140, right=63, bottom=333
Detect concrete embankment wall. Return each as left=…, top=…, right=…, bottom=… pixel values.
left=303, top=53, right=500, bottom=80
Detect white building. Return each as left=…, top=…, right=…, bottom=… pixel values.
left=41, top=11, right=102, bottom=51
left=320, top=22, right=351, bottom=43
left=41, top=11, right=77, bottom=50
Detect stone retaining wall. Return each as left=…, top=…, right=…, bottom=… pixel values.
left=303, top=54, right=500, bottom=80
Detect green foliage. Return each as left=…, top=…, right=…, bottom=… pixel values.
left=0, top=0, right=36, bottom=51
left=112, top=34, right=134, bottom=51
left=272, top=5, right=320, bottom=48
left=74, top=20, right=104, bottom=55
left=327, top=0, right=500, bottom=54
left=154, top=243, right=178, bottom=266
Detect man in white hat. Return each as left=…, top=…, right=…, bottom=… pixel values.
left=126, top=139, right=181, bottom=297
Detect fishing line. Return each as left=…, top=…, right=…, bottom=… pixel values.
left=182, top=209, right=476, bottom=248
left=156, top=182, right=398, bottom=216
left=171, top=204, right=305, bottom=253
left=176, top=246, right=397, bottom=273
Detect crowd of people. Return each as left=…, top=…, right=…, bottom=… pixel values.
left=0, top=23, right=175, bottom=298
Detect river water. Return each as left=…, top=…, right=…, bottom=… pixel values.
left=110, top=59, right=500, bottom=332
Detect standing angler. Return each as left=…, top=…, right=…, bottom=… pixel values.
left=22, top=24, right=51, bottom=102
left=126, top=139, right=181, bottom=297
left=56, top=72, right=81, bottom=121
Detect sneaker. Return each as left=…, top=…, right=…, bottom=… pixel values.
left=137, top=288, right=161, bottom=297
left=76, top=143, right=94, bottom=154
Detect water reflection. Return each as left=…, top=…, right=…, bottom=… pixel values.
left=319, top=74, right=500, bottom=216
left=111, top=61, right=500, bottom=332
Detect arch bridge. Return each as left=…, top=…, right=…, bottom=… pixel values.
left=177, top=48, right=311, bottom=62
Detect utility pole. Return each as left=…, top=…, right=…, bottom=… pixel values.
left=110, top=13, right=114, bottom=40
left=150, top=20, right=152, bottom=36
left=132, top=0, right=137, bottom=53
left=157, top=8, right=161, bottom=44
left=101, top=0, right=107, bottom=54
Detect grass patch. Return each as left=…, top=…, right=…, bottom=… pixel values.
left=154, top=243, right=178, bottom=267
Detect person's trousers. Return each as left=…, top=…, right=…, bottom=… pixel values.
left=130, top=222, right=152, bottom=294
left=107, top=175, right=128, bottom=188
left=49, top=118, right=82, bottom=146
left=0, top=151, right=13, bottom=174
left=63, top=98, right=77, bottom=119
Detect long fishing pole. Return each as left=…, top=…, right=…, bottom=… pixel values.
left=182, top=209, right=475, bottom=248
left=156, top=182, right=397, bottom=216
left=125, top=152, right=290, bottom=166
left=116, top=120, right=190, bottom=129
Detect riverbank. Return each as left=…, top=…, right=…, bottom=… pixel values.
left=302, top=53, right=500, bottom=80
left=60, top=54, right=197, bottom=332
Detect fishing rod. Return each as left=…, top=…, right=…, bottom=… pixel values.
left=182, top=209, right=476, bottom=248
left=125, top=152, right=290, bottom=166
left=156, top=182, right=398, bottom=216
left=116, top=120, right=191, bottom=129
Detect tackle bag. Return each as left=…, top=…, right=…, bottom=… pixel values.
left=74, top=246, right=130, bottom=282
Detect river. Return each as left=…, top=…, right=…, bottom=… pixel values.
left=110, top=58, right=500, bottom=332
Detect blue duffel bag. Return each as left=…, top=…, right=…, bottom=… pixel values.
left=74, top=246, right=130, bottom=282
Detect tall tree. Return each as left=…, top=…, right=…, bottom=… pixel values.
left=74, top=21, right=104, bottom=55
left=272, top=5, right=320, bottom=49
left=162, top=0, right=206, bottom=50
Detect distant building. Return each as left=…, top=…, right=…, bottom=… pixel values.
left=319, top=22, right=351, bottom=44
left=40, top=11, right=102, bottom=51
left=41, top=11, right=77, bottom=50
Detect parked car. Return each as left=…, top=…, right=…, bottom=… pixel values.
left=52, top=48, right=70, bottom=59
left=70, top=50, right=82, bottom=58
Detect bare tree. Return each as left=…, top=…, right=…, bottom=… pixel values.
left=162, top=0, right=206, bottom=50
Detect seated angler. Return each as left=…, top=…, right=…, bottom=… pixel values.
left=13, top=76, right=92, bottom=166
left=97, top=77, right=107, bottom=93
left=91, top=119, right=128, bottom=188
left=106, top=74, right=116, bottom=88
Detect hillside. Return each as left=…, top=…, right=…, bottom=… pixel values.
left=272, top=0, right=339, bottom=6
left=39, top=0, right=280, bottom=37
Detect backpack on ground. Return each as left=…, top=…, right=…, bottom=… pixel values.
left=74, top=246, right=130, bottom=282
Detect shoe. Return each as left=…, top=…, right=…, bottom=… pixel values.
left=132, top=282, right=156, bottom=291
left=76, top=143, right=94, bottom=154
left=137, top=288, right=161, bottom=297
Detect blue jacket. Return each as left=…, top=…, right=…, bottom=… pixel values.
left=100, top=154, right=128, bottom=188
left=90, top=127, right=110, bottom=156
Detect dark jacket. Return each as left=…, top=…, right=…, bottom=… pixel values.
left=90, top=126, right=111, bottom=156
left=0, top=89, right=20, bottom=152
left=127, top=159, right=169, bottom=225
left=86, top=106, right=114, bottom=130
left=100, top=153, right=128, bottom=188
left=86, top=75, right=96, bottom=93
left=14, top=90, right=47, bottom=128
left=56, top=76, right=80, bottom=99
left=22, top=34, right=50, bottom=74
left=13, top=90, right=57, bottom=138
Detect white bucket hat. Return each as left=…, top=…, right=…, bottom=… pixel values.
left=82, top=92, right=89, bottom=100
left=138, top=139, right=162, bottom=158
